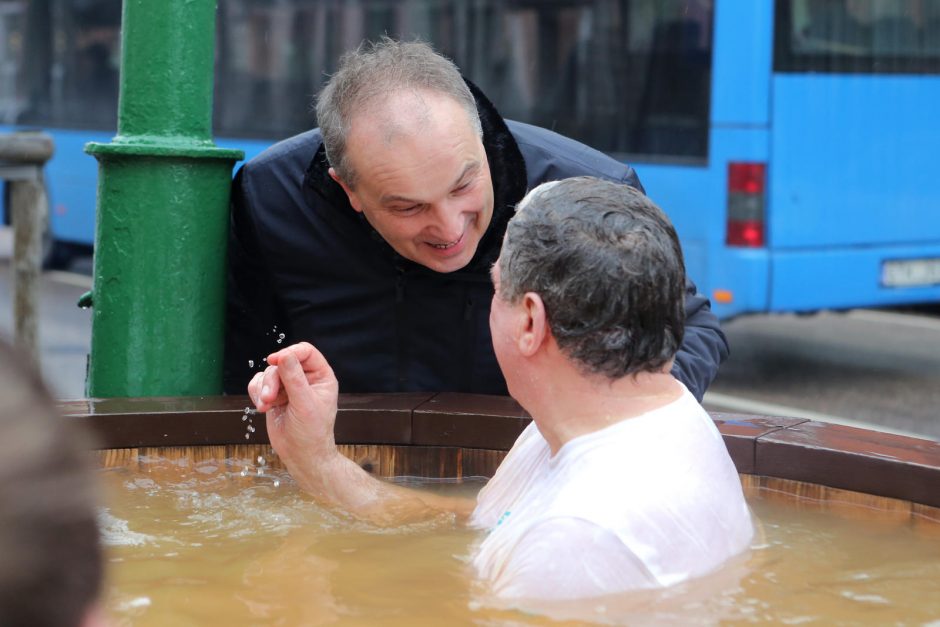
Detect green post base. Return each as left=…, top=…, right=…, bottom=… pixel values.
left=85, top=143, right=242, bottom=397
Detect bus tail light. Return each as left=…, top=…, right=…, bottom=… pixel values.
left=726, top=162, right=766, bottom=247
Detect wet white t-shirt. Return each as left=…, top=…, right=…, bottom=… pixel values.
left=470, top=385, right=754, bottom=600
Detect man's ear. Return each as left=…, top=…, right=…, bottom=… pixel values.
left=329, top=167, right=364, bottom=214
left=518, top=293, right=548, bottom=356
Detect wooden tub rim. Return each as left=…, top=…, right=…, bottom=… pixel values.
left=60, top=392, right=940, bottom=510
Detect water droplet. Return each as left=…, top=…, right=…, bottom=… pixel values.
left=257, top=456, right=265, bottom=466
left=248, top=359, right=254, bottom=368
left=242, top=414, right=248, bottom=422
left=244, top=433, right=250, bottom=440
left=273, top=480, right=280, bottom=488
left=240, top=468, right=248, bottom=477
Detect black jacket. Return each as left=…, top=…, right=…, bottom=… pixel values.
left=224, top=84, right=729, bottom=399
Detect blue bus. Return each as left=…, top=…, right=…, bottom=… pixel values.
left=2, top=0, right=939, bottom=318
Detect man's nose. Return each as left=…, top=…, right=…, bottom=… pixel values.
left=429, top=201, right=465, bottom=241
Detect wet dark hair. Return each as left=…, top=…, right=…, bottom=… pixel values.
left=0, top=341, right=103, bottom=627
left=498, top=177, right=686, bottom=380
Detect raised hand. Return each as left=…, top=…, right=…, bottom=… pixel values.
left=248, top=342, right=341, bottom=487
left=248, top=342, right=474, bottom=525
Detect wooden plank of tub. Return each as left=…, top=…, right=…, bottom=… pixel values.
left=754, top=421, right=940, bottom=509
left=712, top=414, right=808, bottom=473
left=913, top=503, right=940, bottom=538
left=69, top=394, right=435, bottom=448
left=743, top=475, right=940, bottom=538
left=411, top=393, right=531, bottom=450
left=96, top=443, right=507, bottom=481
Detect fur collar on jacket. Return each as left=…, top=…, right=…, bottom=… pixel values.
left=302, top=80, right=528, bottom=275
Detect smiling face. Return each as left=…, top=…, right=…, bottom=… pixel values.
left=331, top=91, right=494, bottom=273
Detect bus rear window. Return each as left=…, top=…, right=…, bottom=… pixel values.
left=774, top=0, right=940, bottom=74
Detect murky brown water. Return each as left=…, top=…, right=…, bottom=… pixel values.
left=99, top=454, right=940, bottom=626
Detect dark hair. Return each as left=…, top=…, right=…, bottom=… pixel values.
left=0, top=341, right=103, bottom=627
left=315, top=37, right=482, bottom=187
left=498, top=177, right=686, bottom=379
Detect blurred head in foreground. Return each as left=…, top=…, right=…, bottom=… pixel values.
left=0, top=342, right=105, bottom=627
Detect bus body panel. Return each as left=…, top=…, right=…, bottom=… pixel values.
left=711, top=0, right=773, bottom=127
left=771, top=244, right=940, bottom=312
left=640, top=126, right=772, bottom=319
left=770, top=74, right=940, bottom=249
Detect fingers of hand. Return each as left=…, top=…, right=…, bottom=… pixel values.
left=248, top=371, right=265, bottom=409
left=266, top=341, right=314, bottom=365
left=262, top=364, right=282, bottom=406
left=266, top=342, right=334, bottom=380
left=278, top=352, right=310, bottom=399
left=263, top=343, right=339, bottom=407
left=248, top=365, right=285, bottom=413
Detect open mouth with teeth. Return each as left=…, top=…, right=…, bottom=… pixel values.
left=427, top=232, right=464, bottom=250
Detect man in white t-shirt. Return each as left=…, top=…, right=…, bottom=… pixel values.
left=249, top=177, right=753, bottom=601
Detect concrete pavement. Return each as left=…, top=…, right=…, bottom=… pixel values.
left=0, top=227, right=91, bottom=399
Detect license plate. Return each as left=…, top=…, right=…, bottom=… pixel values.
left=881, top=257, right=940, bottom=288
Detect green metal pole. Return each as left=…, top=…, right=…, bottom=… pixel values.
left=85, top=0, right=243, bottom=397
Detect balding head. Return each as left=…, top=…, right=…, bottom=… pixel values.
left=316, top=38, right=482, bottom=189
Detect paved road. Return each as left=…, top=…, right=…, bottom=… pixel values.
left=0, top=233, right=937, bottom=440
left=706, top=310, right=940, bottom=440
left=0, top=263, right=91, bottom=399
left=703, top=310, right=940, bottom=440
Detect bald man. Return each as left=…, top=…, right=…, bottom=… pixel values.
left=225, top=38, right=729, bottom=400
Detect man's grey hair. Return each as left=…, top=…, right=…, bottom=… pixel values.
left=315, top=37, right=482, bottom=188
left=498, top=177, right=686, bottom=380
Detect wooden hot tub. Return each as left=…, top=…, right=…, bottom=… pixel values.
left=60, top=392, right=940, bottom=523
left=60, top=393, right=940, bottom=624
